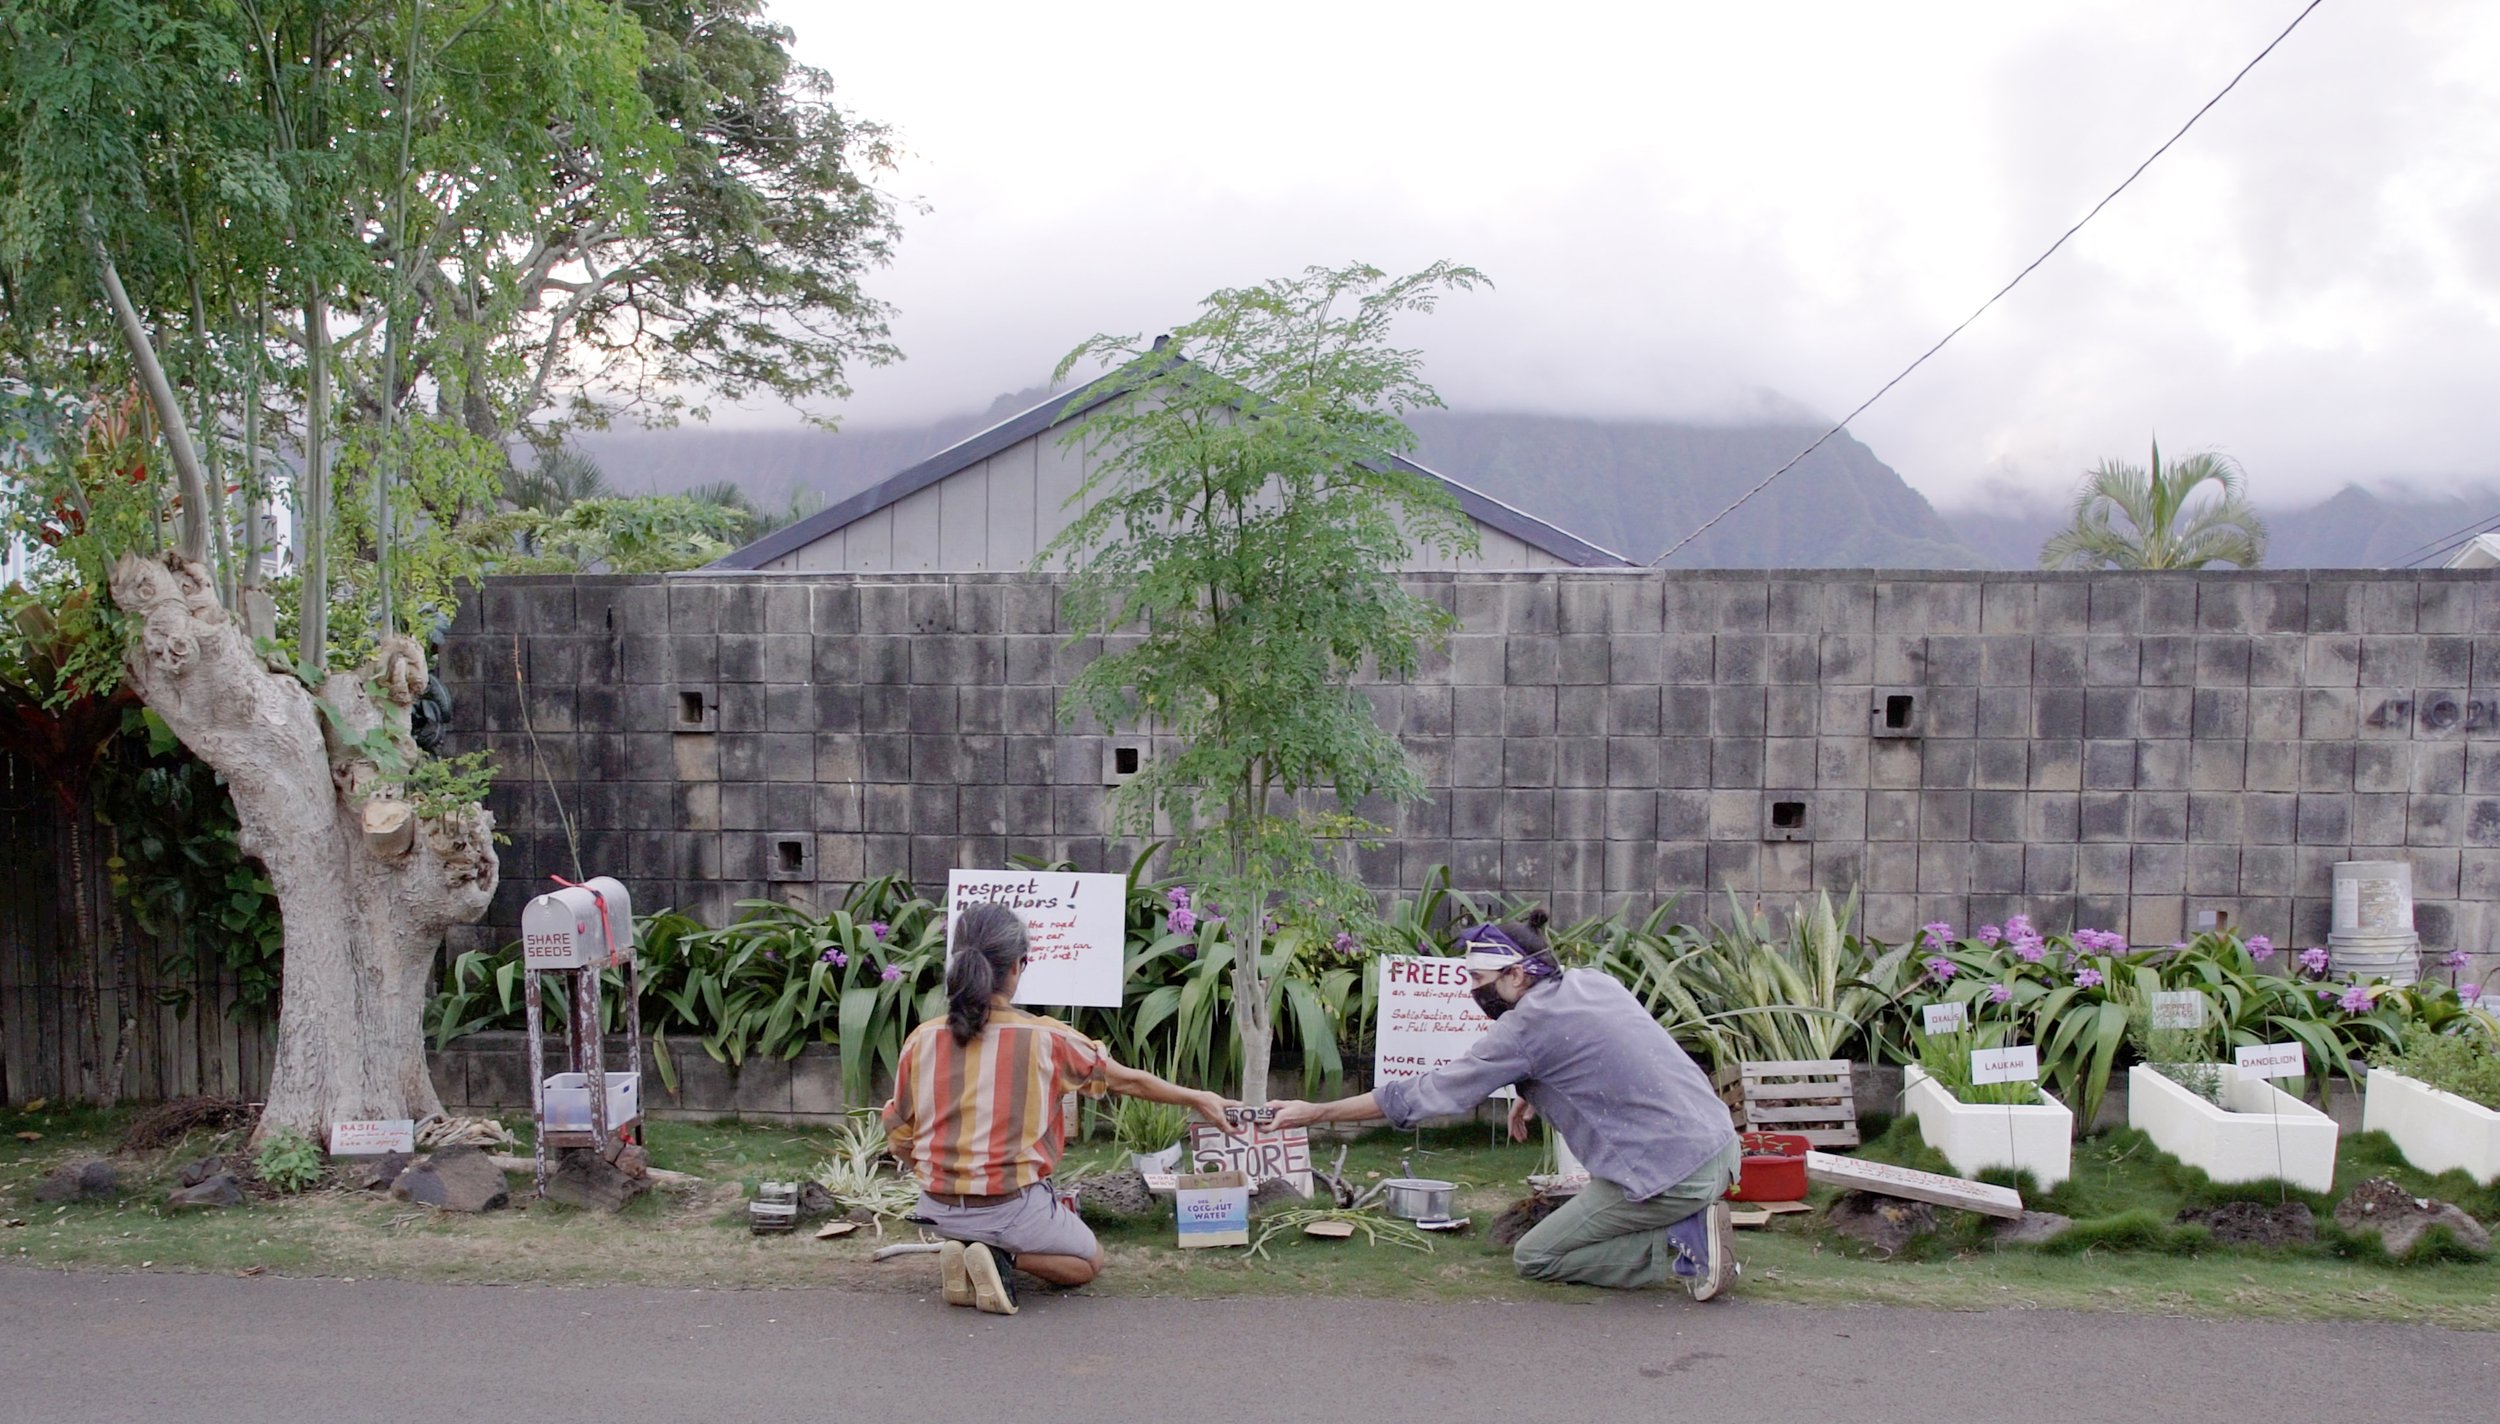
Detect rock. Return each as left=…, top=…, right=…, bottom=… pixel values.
left=1069, top=1170, right=1157, bottom=1222
left=1825, top=1190, right=1938, bottom=1255
left=34, top=1160, right=118, bottom=1203
left=166, top=1174, right=244, bottom=1210
left=1990, top=1210, right=2073, bottom=1246
left=796, top=1181, right=838, bottom=1220
left=2176, top=1200, right=2317, bottom=1248
left=542, top=1148, right=649, bottom=1213
left=175, top=1156, right=228, bottom=1189
left=390, top=1145, right=511, bottom=1213
left=2333, top=1177, right=2492, bottom=1259
left=354, top=1151, right=411, bottom=1192
left=1490, top=1192, right=1568, bottom=1247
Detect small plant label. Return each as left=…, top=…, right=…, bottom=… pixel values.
left=1970, top=1044, right=2040, bottom=1085
left=2235, top=1041, right=2305, bottom=1081
left=946, top=869, right=1125, bottom=1008
left=327, top=1119, right=415, bottom=1155
left=1922, top=1002, right=1967, bottom=1036
left=2150, top=990, right=2208, bottom=1030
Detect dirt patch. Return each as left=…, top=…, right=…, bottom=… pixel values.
left=2176, top=1200, right=2316, bottom=1248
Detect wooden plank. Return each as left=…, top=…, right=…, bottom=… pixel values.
left=1788, top=1128, right=1863, bottom=1148
left=1742, top=1103, right=1860, bottom=1125
left=1741, top=1059, right=1852, bottom=1077
left=1743, top=1082, right=1855, bottom=1102
left=1803, top=1150, right=2023, bottom=1219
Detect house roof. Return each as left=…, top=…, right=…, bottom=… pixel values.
left=708, top=366, right=1632, bottom=571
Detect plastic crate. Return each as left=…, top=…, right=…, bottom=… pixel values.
left=542, top=1071, right=641, bottom=1133
left=1730, top=1130, right=1809, bottom=1202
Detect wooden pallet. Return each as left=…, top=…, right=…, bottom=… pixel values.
left=1738, top=1058, right=1859, bottom=1149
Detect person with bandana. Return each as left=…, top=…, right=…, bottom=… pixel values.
left=1268, top=908, right=1741, bottom=1299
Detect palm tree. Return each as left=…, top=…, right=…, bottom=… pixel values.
left=2039, top=441, right=2266, bottom=570
left=504, top=445, right=608, bottom=515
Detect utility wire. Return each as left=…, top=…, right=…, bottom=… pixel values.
left=1652, top=0, right=2331, bottom=568
left=2390, top=508, right=2500, bottom=569
left=2403, top=516, right=2500, bottom=570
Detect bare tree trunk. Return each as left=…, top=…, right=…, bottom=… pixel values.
left=60, top=799, right=106, bottom=1106
left=90, top=235, right=212, bottom=567
left=110, top=553, right=498, bottom=1140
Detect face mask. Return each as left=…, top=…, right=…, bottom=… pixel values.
left=1472, top=981, right=1515, bottom=1021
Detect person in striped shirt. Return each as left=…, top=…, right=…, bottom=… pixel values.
left=884, top=900, right=1231, bottom=1315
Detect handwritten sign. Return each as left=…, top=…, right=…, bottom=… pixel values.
left=1188, top=1105, right=1312, bottom=1196
left=2150, top=990, right=2208, bottom=1030
left=1971, top=1045, right=2039, bottom=1085
left=2236, top=1041, right=2305, bottom=1081
left=1802, top=1150, right=2024, bottom=1219
left=1374, top=955, right=1493, bottom=1082
left=946, top=869, right=1125, bottom=1008
left=327, top=1120, right=415, bottom=1155
left=1921, top=1002, right=1967, bottom=1036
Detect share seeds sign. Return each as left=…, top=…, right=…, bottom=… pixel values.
left=1374, top=954, right=1491, bottom=1081
left=946, top=869, right=1124, bottom=1008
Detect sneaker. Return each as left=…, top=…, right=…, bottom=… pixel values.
left=1687, top=1201, right=1736, bottom=1302
left=938, top=1240, right=973, bottom=1308
left=963, top=1242, right=1019, bottom=1316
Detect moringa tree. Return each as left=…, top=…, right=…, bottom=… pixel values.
left=2039, top=441, right=2267, bottom=571
left=1041, top=261, right=1485, bottom=1103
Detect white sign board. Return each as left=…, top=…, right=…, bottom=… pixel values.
left=1802, top=1150, right=2024, bottom=1219
left=1970, top=1044, right=2040, bottom=1085
left=946, top=870, right=1126, bottom=1008
left=2235, top=1041, right=2305, bottom=1081
left=1374, top=955, right=1492, bottom=1081
left=1188, top=1105, right=1312, bottom=1196
left=1921, top=1001, right=1967, bottom=1036
left=2150, top=990, right=2208, bottom=1030
left=328, top=1119, right=415, bottom=1155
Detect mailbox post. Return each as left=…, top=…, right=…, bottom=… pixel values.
left=517, top=875, right=642, bottom=1196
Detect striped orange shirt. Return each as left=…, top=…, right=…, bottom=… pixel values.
left=881, top=1006, right=1112, bottom=1196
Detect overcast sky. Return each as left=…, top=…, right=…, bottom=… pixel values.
left=761, top=1, right=2500, bottom=514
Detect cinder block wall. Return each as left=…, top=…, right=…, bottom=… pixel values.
left=440, top=569, right=2500, bottom=967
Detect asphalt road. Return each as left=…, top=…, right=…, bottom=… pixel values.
left=4, top=1266, right=2493, bottom=1423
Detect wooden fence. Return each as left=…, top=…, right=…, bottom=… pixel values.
left=0, top=748, right=275, bottom=1106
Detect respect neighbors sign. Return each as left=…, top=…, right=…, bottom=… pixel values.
left=946, top=870, right=1125, bottom=1008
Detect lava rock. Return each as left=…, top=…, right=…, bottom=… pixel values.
left=2176, top=1200, right=2317, bottom=1248
left=1491, top=1192, right=1568, bottom=1247
left=175, top=1156, right=228, bottom=1189
left=389, top=1145, right=511, bottom=1213
left=166, top=1174, right=244, bottom=1210
left=796, top=1181, right=838, bottom=1219
left=2333, top=1177, right=2492, bottom=1259
left=1825, top=1190, right=1938, bottom=1255
left=1990, top=1210, right=2074, bottom=1246
left=33, top=1160, right=118, bottom=1203
left=1069, top=1169, right=1157, bottom=1222
left=354, top=1151, right=411, bottom=1192
left=543, top=1148, right=649, bottom=1213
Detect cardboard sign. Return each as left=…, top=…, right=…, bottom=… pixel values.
left=327, top=1120, right=415, bottom=1155
left=1189, top=1105, right=1312, bottom=1196
left=1174, top=1169, right=1250, bottom=1248
left=1970, top=1045, right=2039, bottom=1085
left=946, top=869, right=1125, bottom=1008
left=2235, top=1041, right=2305, bottom=1081
left=1921, top=1001, right=1967, bottom=1036
left=1374, top=955, right=1493, bottom=1082
left=2150, top=991, right=2208, bottom=1030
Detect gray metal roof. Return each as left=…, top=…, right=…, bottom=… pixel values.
left=709, top=367, right=1632, bottom=571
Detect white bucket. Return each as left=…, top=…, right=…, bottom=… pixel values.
left=2331, top=861, right=2414, bottom=937
left=2329, top=932, right=2420, bottom=987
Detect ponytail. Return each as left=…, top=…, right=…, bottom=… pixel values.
left=946, top=902, right=1028, bottom=1044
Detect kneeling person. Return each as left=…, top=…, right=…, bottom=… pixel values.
left=883, top=901, right=1229, bottom=1315
left=1270, top=910, right=1739, bottom=1298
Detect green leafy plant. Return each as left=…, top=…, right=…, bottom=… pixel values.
left=1247, top=1205, right=1434, bottom=1259
left=252, top=1127, right=323, bottom=1193
left=1106, top=1096, right=1190, bottom=1159
left=2127, top=1007, right=2224, bottom=1104
left=2369, top=1030, right=2500, bottom=1111
left=1910, top=1017, right=2043, bottom=1107
left=810, top=1110, right=919, bottom=1228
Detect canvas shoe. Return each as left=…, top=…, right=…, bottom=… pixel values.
left=964, top=1242, right=1019, bottom=1316
left=938, top=1240, right=974, bottom=1308
left=1685, top=1201, right=1736, bottom=1302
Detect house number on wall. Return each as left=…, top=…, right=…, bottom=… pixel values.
left=2363, top=696, right=2499, bottom=733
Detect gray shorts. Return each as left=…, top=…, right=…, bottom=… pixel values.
left=915, top=1181, right=1100, bottom=1260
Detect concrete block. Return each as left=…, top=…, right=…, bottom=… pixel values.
left=2083, top=740, right=2136, bottom=790
left=1973, top=843, right=2028, bottom=894
left=2080, top=792, right=2132, bottom=842
left=2089, top=580, right=2142, bottom=632
left=1657, top=790, right=1709, bottom=841
left=2030, top=792, right=2079, bottom=843
left=1873, top=636, right=1928, bottom=686
left=2025, top=843, right=2079, bottom=895
left=2417, top=580, right=2474, bottom=634
left=2247, top=636, right=2303, bottom=687
left=2132, top=842, right=2186, bottom=894
left=1705, top=840, right=1758, bottom=892
left=2189, top=741, right=2246, bottom=792
left=1659, top=740, right=1712, bottom=788
left=2415, top=741, right=2467, bottom=794
left=1662, top=634, right=1716, bottom=684
left=2141, top=579, right=2198, bottom=633
left=2423, top=636, right=2474, bottom=686
left=1608, top=635, right=1662, bottom=684
left=1980, top=581, right=2036, bottom=633
left=2033, top=688, right=2085, bottom=740
left=1765, top=580, right=1822, bottom=633
left=1920, top=789, right=1972, bottom=840
left=2360, top=635, right=2421, bottom=686
left=1502, top=580, right=1559, bottom=636
left=1921, top=686, right=1979, bottom=739
left=1606, top=580, right=1663, bottom=634
left=2187, top=843, right=2242, bottom=897
left=2139, top=635, right=2195, bottom=685
left=1503, top=737, right=1556, bottom=788
left=1918, top=841, right=1970, bottom=893
left=1868, top=790, right=1919, bottom=841
left=1766, top=737, right=1818, bottom=789
left=1871, top=740, right=1924, bottom=789
left=1972, top=790, right=2024, bottom=842
left=1558, top=580, right=1612, bottom=635
left=2353, top=793, right=2409, bottom=847
left=2134, top=792, right=2187, bottom=842
left=1713, top=580, right=1768, bottom=632
left=2196, top=582, right=2251, bottom=633
left=1920, top=739, right=1975, bottom=789
left=2028, top=738, right=2081, bottom=790
left=1712, top=739, right=1765, bottom=789
left=1977, top=689, right=2032, bottom=739
left=2247, top=687, right=2303, bottom=742
left=1714, top=634, right=1767, bottom=685
left=2037, top=581, right=2092, bottom=634
left=2296, top=794, right=2352, bottom=845
left=2036, top=637, right=2088, bottom=687
left=1711, top=686, right=1767, bottom=738
left=1818, top=635, right=1871, bottom=684
left=1865, top=841, right=1919, bottom=892
left=2302, top=742, right=2356, bottom=792
left=2084, top=688, right=2138, bottom=739
left=1558, top=685, right=1609, bottom=736
left=1607, top=737, right=1659, bottom=788
left=2128, top=897, right=2185, bottom=947
left=2078, top=843, right=2134, bottom=895
left=2304, top=636, right=2361, bottom=688
left=1817, top=737, right=1870, bottom=787
left=2301, top=688, right=2358, bottom=741
left=1608, top=686, right=1662, bottom=736
left=1505, top=637, right=1560, bottom=685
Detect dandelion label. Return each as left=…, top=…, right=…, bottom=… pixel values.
left=2235, top=1042, right=2305, bottom=1082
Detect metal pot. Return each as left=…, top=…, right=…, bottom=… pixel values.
left=1379, top=1177, right=1455, bottom=1220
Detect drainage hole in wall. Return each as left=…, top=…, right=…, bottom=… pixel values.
left=1770, top=800, right=1806, bottom=830
left=1883, top=694, right=1915, bottom=730
left=776, top=840, right=806, bottom=873
left=679, top=691, right=707, bottom=725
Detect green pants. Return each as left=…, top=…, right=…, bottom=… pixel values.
left=1512, top=1139, right=1741, bottom=1289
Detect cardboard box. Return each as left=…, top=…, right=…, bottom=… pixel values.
left=1173, top=1169, right=1250, bottom=1248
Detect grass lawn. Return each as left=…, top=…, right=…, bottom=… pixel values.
left=5, top=1100, right=2495, bottom=1326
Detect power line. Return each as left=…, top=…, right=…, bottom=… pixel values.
left=2388, top=507, right=2500, bottom=569
left=1652, top=0, right=2332, bottom=568
left=2403, top=516, right=2500, bottom=570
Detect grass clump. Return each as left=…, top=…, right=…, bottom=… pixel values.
left=2369, top=1031, right=2500, bottom=1111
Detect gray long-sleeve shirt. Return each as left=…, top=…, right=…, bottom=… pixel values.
left=1370, top=969, right=1735, bottom=1202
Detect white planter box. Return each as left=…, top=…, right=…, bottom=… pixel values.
left=2364, top=1068, right=2500, bottom=1185
left=1902, top=1065, right=2072, bottom=1189
left=2126, top=1065, right=2340, bottom=1192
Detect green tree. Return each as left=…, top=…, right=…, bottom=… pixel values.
left=1041, top=261, right=1486, bottom=1102
left=2039, top=441, right=2267, bottom=571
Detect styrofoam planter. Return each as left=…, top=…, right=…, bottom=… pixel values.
left=2126, top=1065, right=2340, bottom=1192
left=2364, top=1068, right=2500, bottom=1185
left=1901, top=1065, right=2072, bottom=1189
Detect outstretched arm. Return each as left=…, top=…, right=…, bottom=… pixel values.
left=1103, top=1057, right=1233, bottom=1130
left=1268, top=1092, right=1385, bottom=1131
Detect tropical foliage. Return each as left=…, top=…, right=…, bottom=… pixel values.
left=2039, top=441, right=2267, bottom=571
